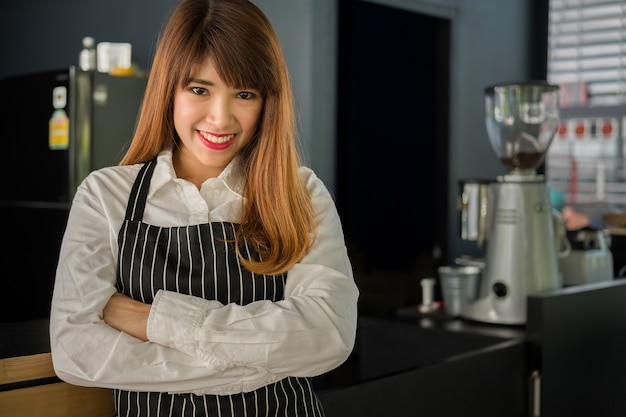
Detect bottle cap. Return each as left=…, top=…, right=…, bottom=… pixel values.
left=83, top=36, right=95, bottom=48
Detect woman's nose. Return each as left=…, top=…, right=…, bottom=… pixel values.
left=205, top=97, right=233, bottom=126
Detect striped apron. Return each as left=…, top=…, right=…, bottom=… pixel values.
left=113, top=159, right=325, bottom=417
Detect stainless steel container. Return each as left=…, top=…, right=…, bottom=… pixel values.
left=458, top=179, right=490, bottom=246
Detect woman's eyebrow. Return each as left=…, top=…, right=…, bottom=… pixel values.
left=188, top=77, right=214, bottom=86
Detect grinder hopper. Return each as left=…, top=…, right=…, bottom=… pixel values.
left=485, top=81, right=560, bottom=175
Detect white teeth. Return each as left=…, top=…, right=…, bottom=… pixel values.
left=200, top=132, right=235, bottom=144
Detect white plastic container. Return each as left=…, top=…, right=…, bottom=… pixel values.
left=559, top=231, right=614, bottom=286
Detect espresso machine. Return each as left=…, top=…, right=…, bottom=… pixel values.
left=462, top=82, right=562, bottom=325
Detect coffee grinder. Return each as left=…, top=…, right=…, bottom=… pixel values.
left=462, top=82, right=562, bottom=325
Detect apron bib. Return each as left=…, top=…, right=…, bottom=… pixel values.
left=113, top=159, right=325, bottom=417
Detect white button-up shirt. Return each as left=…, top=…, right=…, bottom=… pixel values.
left=50, top=148, right=359, bottom=395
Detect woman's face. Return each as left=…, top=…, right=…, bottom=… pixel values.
left=173, top=57, right=264, bottom=182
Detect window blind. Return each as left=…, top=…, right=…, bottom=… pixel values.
left=548, top=0, right=626, bottom=106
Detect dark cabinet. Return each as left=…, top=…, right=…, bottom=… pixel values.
left=527, top=279, right=626, bottom=417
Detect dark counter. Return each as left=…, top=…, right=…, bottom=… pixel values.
left=319, top=279, right=626, bottom=417
left=318, top=313, right=529, bottom=417
left=0, top=319, right=50, bottom=360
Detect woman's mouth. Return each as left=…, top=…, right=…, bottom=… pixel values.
left=199, top=131, right=236, bottom=144
left=198, top=131, right=236, bottom=150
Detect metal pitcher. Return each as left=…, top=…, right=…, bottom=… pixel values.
left=458, top=179, right=490, bottom=247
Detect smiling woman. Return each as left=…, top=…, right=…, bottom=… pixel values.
left=172, top=59, right=264, bottom=182
left=48, top=0, right=359, bottom=416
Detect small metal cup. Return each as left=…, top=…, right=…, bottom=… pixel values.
left=438, top=266, right=481, bottom=317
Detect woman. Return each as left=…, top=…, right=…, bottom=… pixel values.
left=49, top=0, right=359, bottom=415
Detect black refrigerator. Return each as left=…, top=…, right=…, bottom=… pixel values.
left=0, top=67, right=147, bottom=323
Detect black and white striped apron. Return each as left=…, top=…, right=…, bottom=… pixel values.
left=113, top=159, right=325, bottom=417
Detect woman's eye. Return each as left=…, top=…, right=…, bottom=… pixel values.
left=237, top=91, right=254, bottom=100
left=190, top=86, right=207, bottom=95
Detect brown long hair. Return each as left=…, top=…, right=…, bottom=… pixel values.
left=120, top=0, right=315, bottom=275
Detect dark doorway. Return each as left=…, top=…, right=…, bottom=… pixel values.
left=335, top=1, right=450, bottom=313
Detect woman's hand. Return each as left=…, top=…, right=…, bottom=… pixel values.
left=561, top=205, right=591, bottom=230
left=103, top=293, right=151, bottom=341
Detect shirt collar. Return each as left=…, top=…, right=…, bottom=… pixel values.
left=151, top=147, right=246, bottom=196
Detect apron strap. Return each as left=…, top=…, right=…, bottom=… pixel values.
left=124, top=158, right=157, bottom=222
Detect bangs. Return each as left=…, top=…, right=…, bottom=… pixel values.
left=174, top=0, right=283, bottom=97
left=203, top=2, right=280, bottom=96
left=213, top=46, right=278, bottom=95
